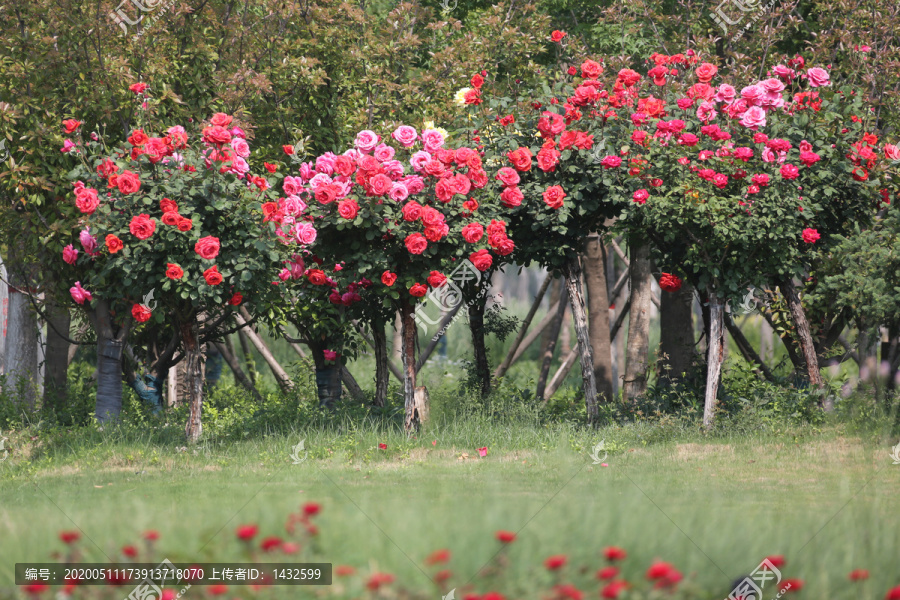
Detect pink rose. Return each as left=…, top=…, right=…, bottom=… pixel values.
left=373, top=144, right=395, bottom=162
left=75, top=188, right=100, bottom=214
left=62, top=244, right=79, bottom=265
left=354, top=130, right=380, bottom=152
left=61, top=139, right=76, bottom=153
left=369, top=173, right=393, bottom=196
left=420, top=129, right=445, bottom=153
left=79, top=229, right=99, bottom=255
left=495, top=167, right=520, bottom=187
left=231, top=138, right=250, bottom=158
left=389, top=182, right=409, bottom=202
left=401, top=201, right=422, bottom=221
left=293, top=222, right=317, bottom=245
left=740, top=106, right=767, bottom=130
left=410, top=151, right=432, bottom=173
left=740, top=85, right=764, bottom=105
left=806, top=67, right=830, bottom=88
left=772, top=65, right=796, bottom=81
left=884, top=144, right=900, bottom=160
left=392, top=125, right=418, bottom=148
left=70, top=281, right=92, bottom=305
left=759, top=78, right=785, bottom=94
left=337, top=199, right=359, bottom=220
left=714, top=84, right=736, bottom=104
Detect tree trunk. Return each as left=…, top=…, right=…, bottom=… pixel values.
left=237, top=329, right=257, bottom=385
left=88, top=302, right=131, bottom=423
left=583, top=233, right=614, bottom=402
left=399, top=300, right=423, bottom=431
left=658, top=280, right=696, bottom=384
left=182, top=321, right=204, bottom=443
left=468, top=294, right=491, bottom=396
left=562, top=254, right=598, bottom=423
left=371, top=316, right=389, bottom=407
left=623, top=242, right=652, bottom=402
left=780, top=277, right=828, bottom=409
left=703, top=288, right=725, bottom=428
left=43, top=303, right=71, bottom=410
left=541, top=279, right=563, bottom=358
left=5, top=284, right=39, bottom=410
left=537, top=284, right=569, bottom=401
left=391, top=311, right=403, bottom=365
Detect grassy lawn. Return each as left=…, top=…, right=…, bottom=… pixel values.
left=1, top=421, right=898, bottom=599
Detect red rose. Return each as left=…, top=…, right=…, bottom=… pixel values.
left=461, top=222, right=484, bottom=243
left=550, top=30, right=566, bottom=42
left=537, top=147, right=561, bottom=172
left=128, top=82, right=148, bottom=94
left=162, top=211, right=181, bottom=226
left=780, top=163, right=800, bottom=180
left=543, top=185, right=566, bottom=209
left=369, top=174, right=393, bottom=196
left=202, top=125, right=232, bottom=145
left=495, top=530, right=516, bottom=543
left=695, top=62, right=718, bottom=83
left=177, top=217, right=193, bottom=232
left=235, top=524, right=258, bottom=541
left=62, top=119, right=82, bottom=133
left=117, top=171, right=141, bottom=194
left=659, top=273, right=682, bottom=292
left=496, top=238, right=515, bottom=256
left=307, top=269, right=327, bottom=285
left=282, top=145, right=294, bottom=155
left=75, top=188, right=100, bottom=214
left=410, top=283, right=428, bottom=297
left=166, top=263, right=184, bottom=279
left=405, top=233, right=428, bottom=255
left=105, top=234, right=124, bottom=254
left=129, top=214, right=156, bottom=240
left=470, top=73, right=484, bottom=89
left=402, top=201, right=423, bottom=222
left=338, top=199, right=359, bottom=220
left=381, top=271, right=397, bottom=286
left=204, top=266, right=224, bottom=286
left=210, top=112, right=233, bottom=127
left=160, top=198, right=178, bottom=213
left=544, top=555, right=567, bottom=571
left=603, top=546, right=627, bottom=561
left=228, top=293, right=243, bottom=306
left=496, top=167, right=521, bottom=187
left=581, top=59, right=603, bottom=79
left=469, top=249, right=493, bottom=272
left=507, top=147, right=533, bottom=172
left=128, top=129, right=149, bottom=146
left=427, top=271, right=447, bottom=288
left=498, top=186, right=522, bottom=208
left=195, top=236, right=221, bottom=260
left=315, top=185, right=339, bottom=204
left=802, top=228, right=820, bottom=244
left=132, top=304, right=152, bottom=323
left=334, top=155, right=355, bottom=177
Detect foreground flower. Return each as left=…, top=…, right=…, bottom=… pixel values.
left=235, top=524, right=258, bottom=541
left=495, top=530, right=516, bottom=543
left=603, top=546, right=627, bottom=561
left=365, top=572, right=395, bottom=591
left=378, top=443, right=387, bottom=450
left=59, top=531, right=81, bottom=544
left=544, top=554, right=567, bottom=571
left=600, top=580, right=629, bottom=599
left=424, top=549, right=451, bottom=566
left=69, top=282, right=92, bottom=305
left=848, top=569, right=869, bottom=581
left=478, top=447, right=488, bottom=457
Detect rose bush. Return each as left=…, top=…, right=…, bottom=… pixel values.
left=60, top=96, right=285, bottom=440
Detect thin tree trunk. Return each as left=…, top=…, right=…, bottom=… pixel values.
left=658, top=281, right=696, bottom=384
left=391, top=311, right=403, bottom=365
left=704, top=288, right=725, bottom=428
left=495, top=274, right=551, bottom=378
left=399, top=300, right=422, bottom=431
left=89, top=301, right=131, bottom=423
left=43, top=302, right=71, bottom=410
left=562, top=254, right=598, bottom=422
left=780, top=277, right=829, bottom=409
left=623, top=242, right=652, bottom=402
left=468, top=294, right=491, bottom=396
left=541, top=279, right=563, bottom=358
left=583, top=233, right=614, bottom=402
left=182, top=321, right=204, bottom=443
left=237, top=329, right=257, bottom=385
left=213, top=341, right=263, bottom=402
left=235, top=310, right=294, bottom=392
left=537, top=285, right=569, bottom=401
left=371, top=316, right=389, bottom=407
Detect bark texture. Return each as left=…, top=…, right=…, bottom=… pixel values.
left=623, top=242, right=652, bottom=402
left=583, top=234, right=614, bottom=402
left=563, top=254, right=598, bottom=422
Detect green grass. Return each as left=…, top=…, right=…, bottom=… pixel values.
left=2, top=416, right=899, bottom=599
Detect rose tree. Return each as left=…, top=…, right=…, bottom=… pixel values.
left=596, top=56, right=895, bottom=424
left=286, top=125, right=514, bottom=429
left=61, top=107, right=284, bottom=441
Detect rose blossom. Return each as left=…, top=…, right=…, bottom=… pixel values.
left=374, top=144, right=395, bottom=162
left=420, top=129, right=445, bottom=153
left=410, top=151, right=432, bottom=172
left=62, top=244, right=79, bottom=264
left=740, top=106, right=767, bottom=130
left=389, top=182, right=409, bottom=202
left=354, top=130, right=380, bottom=152
left=392, top=125, right=418, bottom=147
left=772, top=64, right=796, bottom=81
left=884, top=144, right=900, bottom=160
left=469, top=249, right=493, bottom=272
left=337, top=199, right=359, bottom=220
left=231, top=138, right=250, bottom=158
left=543, top=185, right=566, bottom=209
left=195, top=236, right=220, bottom=259
left=70, top=282, right=92, bottom=305
left=405, top=233, right=428, bottom=255
left=129, top=214, right=156, bottom=240
left=293, top=222, right=317, bottom=245
left=802, top=228, right=821, bottom=243
left=806, top=67, right=830, bottom=87
left=381, top=271, right=397, bottom=286
left=714, top=84, right=736, bottom=104
left=780, top=164, right=800, bottom=179
left=461, top=222, right=484, bottom=243
left=401, top=201, right=423, bottom=221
